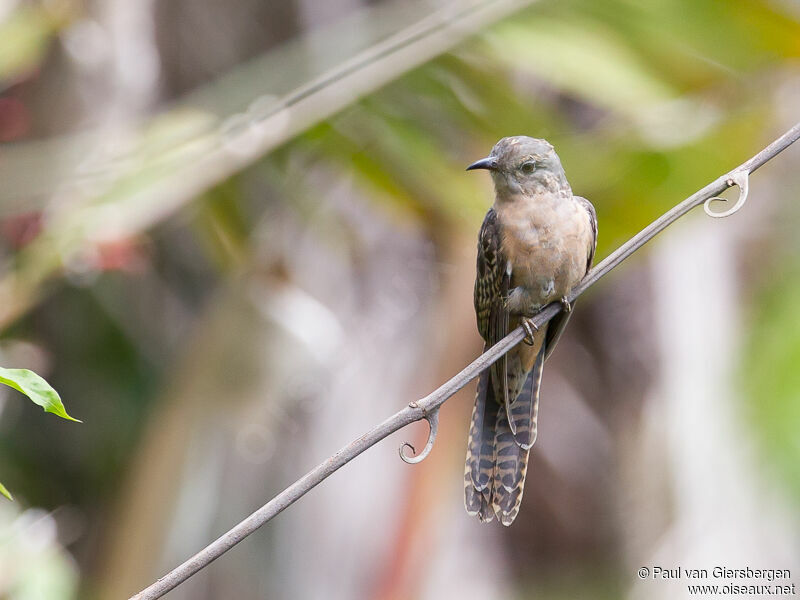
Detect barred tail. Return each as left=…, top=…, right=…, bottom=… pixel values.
left=492, top=343, right=544, bottom=525
left=464, top=369, right=499, bottom=522
left=464, top=341, right=545, bottom=526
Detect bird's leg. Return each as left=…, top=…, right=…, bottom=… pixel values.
left=521, top=318, right=538, bottom=346
left=560, top=296, right=572, bottom=313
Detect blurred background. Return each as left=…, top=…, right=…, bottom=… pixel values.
left=0, top=0, right=799, bottom=598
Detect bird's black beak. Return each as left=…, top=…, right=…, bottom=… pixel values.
left=466, top=156, right=498, bottom=171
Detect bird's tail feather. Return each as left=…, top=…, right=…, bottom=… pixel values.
left=465, top=342, right=546, bottom=526
left=492, top=343, right=544, bottom=525
left=509, top=341, right=545, bottom=450
left=492, top=344, right=545, bottom=526
left=491, top=406, right=530, bottom=526
left=464, top=368, right=500, bottom=522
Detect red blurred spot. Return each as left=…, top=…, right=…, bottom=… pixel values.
left=94, top=237, right=150, bottom=273
left=0, top=97, right=31, bottom=142
left=0, top=212, right=43, bottom=248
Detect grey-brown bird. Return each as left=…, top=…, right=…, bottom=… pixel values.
left=464, top=136, right=597, bottom=526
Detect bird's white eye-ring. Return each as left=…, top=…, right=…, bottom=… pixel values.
left=519, top=160, right=536, bottom=174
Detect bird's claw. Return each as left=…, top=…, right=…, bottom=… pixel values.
left=560, top=296, right=572, bottom=313
left=522, top=318, right=538, bottom=345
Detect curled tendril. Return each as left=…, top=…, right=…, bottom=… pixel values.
left=399, top=407, right=440, bottom=464
left=704, top=170, right=750, bottom=218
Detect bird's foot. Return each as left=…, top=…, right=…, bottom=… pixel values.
left=521, top=318, right=538, bottom=346
left=560, top=296, right=572, bottom=313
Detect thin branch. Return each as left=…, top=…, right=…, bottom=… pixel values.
left=0, top=0, right=537, bottom=330
left=130, top=121, right=800, bottom=600
left=0, top=0, right=535, bottom=209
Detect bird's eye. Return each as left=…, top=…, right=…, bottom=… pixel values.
left=519, top=160, right=536, bottom=174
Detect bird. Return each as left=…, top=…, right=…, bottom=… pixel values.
left=463, top=136, right=597, bottom=526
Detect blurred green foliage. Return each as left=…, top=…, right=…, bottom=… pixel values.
left=0, top=0, right=799, bottom=595
left=0, top=5, right=61, bottom=85
left=273, top=0, right=800, bottom=532
left=288, top=0, right=798, bottom=262
left=2, top=0, right=798, bottom=515
left=743, top=259, right=800, bottom=504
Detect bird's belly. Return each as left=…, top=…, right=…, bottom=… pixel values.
left=501, top=203, right=590, bottom=315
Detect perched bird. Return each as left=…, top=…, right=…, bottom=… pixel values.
left=464, top=136, right=597, bottom=525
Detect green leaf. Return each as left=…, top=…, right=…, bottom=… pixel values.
left=0, top=367, right=80, bottom=422
left=0, top=481, right=12, bottom=501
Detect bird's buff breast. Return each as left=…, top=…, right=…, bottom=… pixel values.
left=497, top=194, right=591, bottom=315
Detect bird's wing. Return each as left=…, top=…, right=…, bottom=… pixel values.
left=576, top=195, right=598, bottom=272
left=464, top=369, right=499, bottom=522
left=474, top=208, right=511, bottom=405
left=543, top=195, right=598, bottom=360
left=474, top=208, right=506, bottom=341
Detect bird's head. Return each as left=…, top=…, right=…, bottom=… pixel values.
left=466, top=136, right=570, bottom=198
